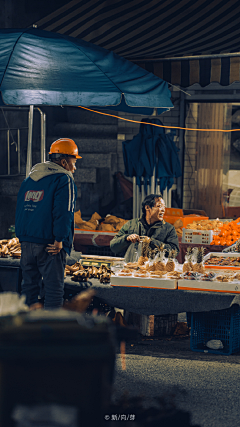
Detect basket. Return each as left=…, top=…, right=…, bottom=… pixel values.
left=190, top=305, right=240, bottom=355
left=182, top=229, right=216, bottom=244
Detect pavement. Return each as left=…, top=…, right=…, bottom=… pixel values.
left=123, top=334, right=240, bottom=364
left=110, top=322, right=240, bottom=427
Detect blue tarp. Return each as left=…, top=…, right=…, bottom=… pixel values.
left=122, top=118, right=182, bottom=193
left=0, top=28, right=173, bottom=114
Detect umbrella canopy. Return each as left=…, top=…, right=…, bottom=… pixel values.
left=0, top=28, right=173, bottom=114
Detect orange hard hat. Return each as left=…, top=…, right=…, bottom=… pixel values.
left=49, top=138, right=82, bottom=158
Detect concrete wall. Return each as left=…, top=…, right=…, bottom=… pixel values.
left=182, top=103, right=198, bottom=209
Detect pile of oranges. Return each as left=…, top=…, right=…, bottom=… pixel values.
left=211, top=218, right=240, bottom=246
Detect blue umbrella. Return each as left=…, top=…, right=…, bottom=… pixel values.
left=0, top=28, right=173, bottom=114
left=123, top=119, right=182, bottom=193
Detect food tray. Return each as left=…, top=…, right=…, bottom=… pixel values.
left=110, top=276, right=177, bottom=289
left=182, top=229, right=217, bottom=244
left=190, top=305, right=240, bottom=355
left=80, top=255, right=125, bottom=268
left=203, top=252, right=240, bottom=270
left=178, top=278, right=240, bottom=293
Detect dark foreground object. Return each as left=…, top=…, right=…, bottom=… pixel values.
left=0, top=311, right=115, bottom=427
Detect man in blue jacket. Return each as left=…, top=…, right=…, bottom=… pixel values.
left=15, top=138, right=81, bottom=309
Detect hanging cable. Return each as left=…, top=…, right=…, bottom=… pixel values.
left=78, top=106, right=239, bottom=133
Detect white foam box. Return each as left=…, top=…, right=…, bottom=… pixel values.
left=203, top=252, right=240, bottom=270
left=110, top=276, right=177, bottom=289
left=178, top=279, right=240, bottom=293
left=182, top=229, right=217, bottom=244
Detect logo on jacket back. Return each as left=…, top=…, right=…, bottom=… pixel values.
left=24, top=190, right=44, bottom=202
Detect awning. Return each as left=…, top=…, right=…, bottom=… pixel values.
left=34, top=0, right=240, bottom=87
left=137, top=56, right=240, bottom=87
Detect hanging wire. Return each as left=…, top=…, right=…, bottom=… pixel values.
left=78, top=106, right=238, bottom=133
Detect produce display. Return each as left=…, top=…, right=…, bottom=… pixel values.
left=113, top=241, right=181, bottom=280
left=199, top=272, right=216, bottom=281
left=181, top=272, right=202, bottom=280
left=65, top=262, right=112, bottom=283
left=1, top=230, right=240, bottom=292
left=173, top=218, right=221, bottom=238
left=210, top=218, right=240, bottom=246
left=182, top=246, right=205, bottom=273
left=185, top=219, right=222, bottom=231
left=181, top=272, right=215, bottom=281
left=174, top=216, right=240, bottom=246
left=0, top=238, right=21, bottom=258
left=215, top=273, right=240, bottom=282
left=204, top=256, right=240, bottom=267
left=74, top=210, right=128, bottom=232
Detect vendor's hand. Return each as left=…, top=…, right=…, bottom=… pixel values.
left=46, top=240, right=63, bottom=255
left=127, top=234, right=140, bottom=243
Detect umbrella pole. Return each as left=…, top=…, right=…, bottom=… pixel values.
left=156, top=179, right=161, bottom=196
left=163, top=188, right=168, bottom=207
left=136, top=184, right=140, bottom=218
left=26, top=105, right=34, bottom=177
left=141, top=177, right=145, bottom=203
left=168, top=186, right=172, bottom=208
left=147, top=180, right=151, bottom=196
left=37, top=108, right=46, bottom=163
left=133, top=176, right=137, bottom=218
left=151, top=167, right=156, bottom=194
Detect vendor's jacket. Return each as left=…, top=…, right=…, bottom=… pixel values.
left=15, top=161, right=77, bottom=255
left=110, top=217, right=179, bottom=262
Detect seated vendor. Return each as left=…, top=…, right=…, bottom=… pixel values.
left=110, top=193, right=179, bottom=262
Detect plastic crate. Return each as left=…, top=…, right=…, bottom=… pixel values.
left=190, top=305, right=240, bottom=355
left=182, top=229, right=215, bottom=244
left=163, top=208, right=208, bottom=228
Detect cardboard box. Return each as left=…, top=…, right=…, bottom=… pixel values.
left=178, top=278, right=240, bottom=293
left=110, top=276, right=177, bottom=289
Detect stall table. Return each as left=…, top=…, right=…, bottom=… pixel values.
left=2, top=253, right=240, bottom=317
left=0, top=257, right=22, bottom=293
left=64, top=277, right=240, bottom=316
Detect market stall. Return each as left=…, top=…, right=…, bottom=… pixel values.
left=2, top=236, right=240, bottom=354
left=64, top=276, right=240, bottom=315
left=63, top=247, right=240, bottom=355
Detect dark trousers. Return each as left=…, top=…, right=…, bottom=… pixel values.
left=20, top=242, right=66, bottom=309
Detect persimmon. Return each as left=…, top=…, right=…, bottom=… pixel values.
left=219, top=239, right=227, bottom=246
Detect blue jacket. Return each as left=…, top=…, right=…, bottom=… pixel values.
left=15, top=161, right=77, bottom=255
